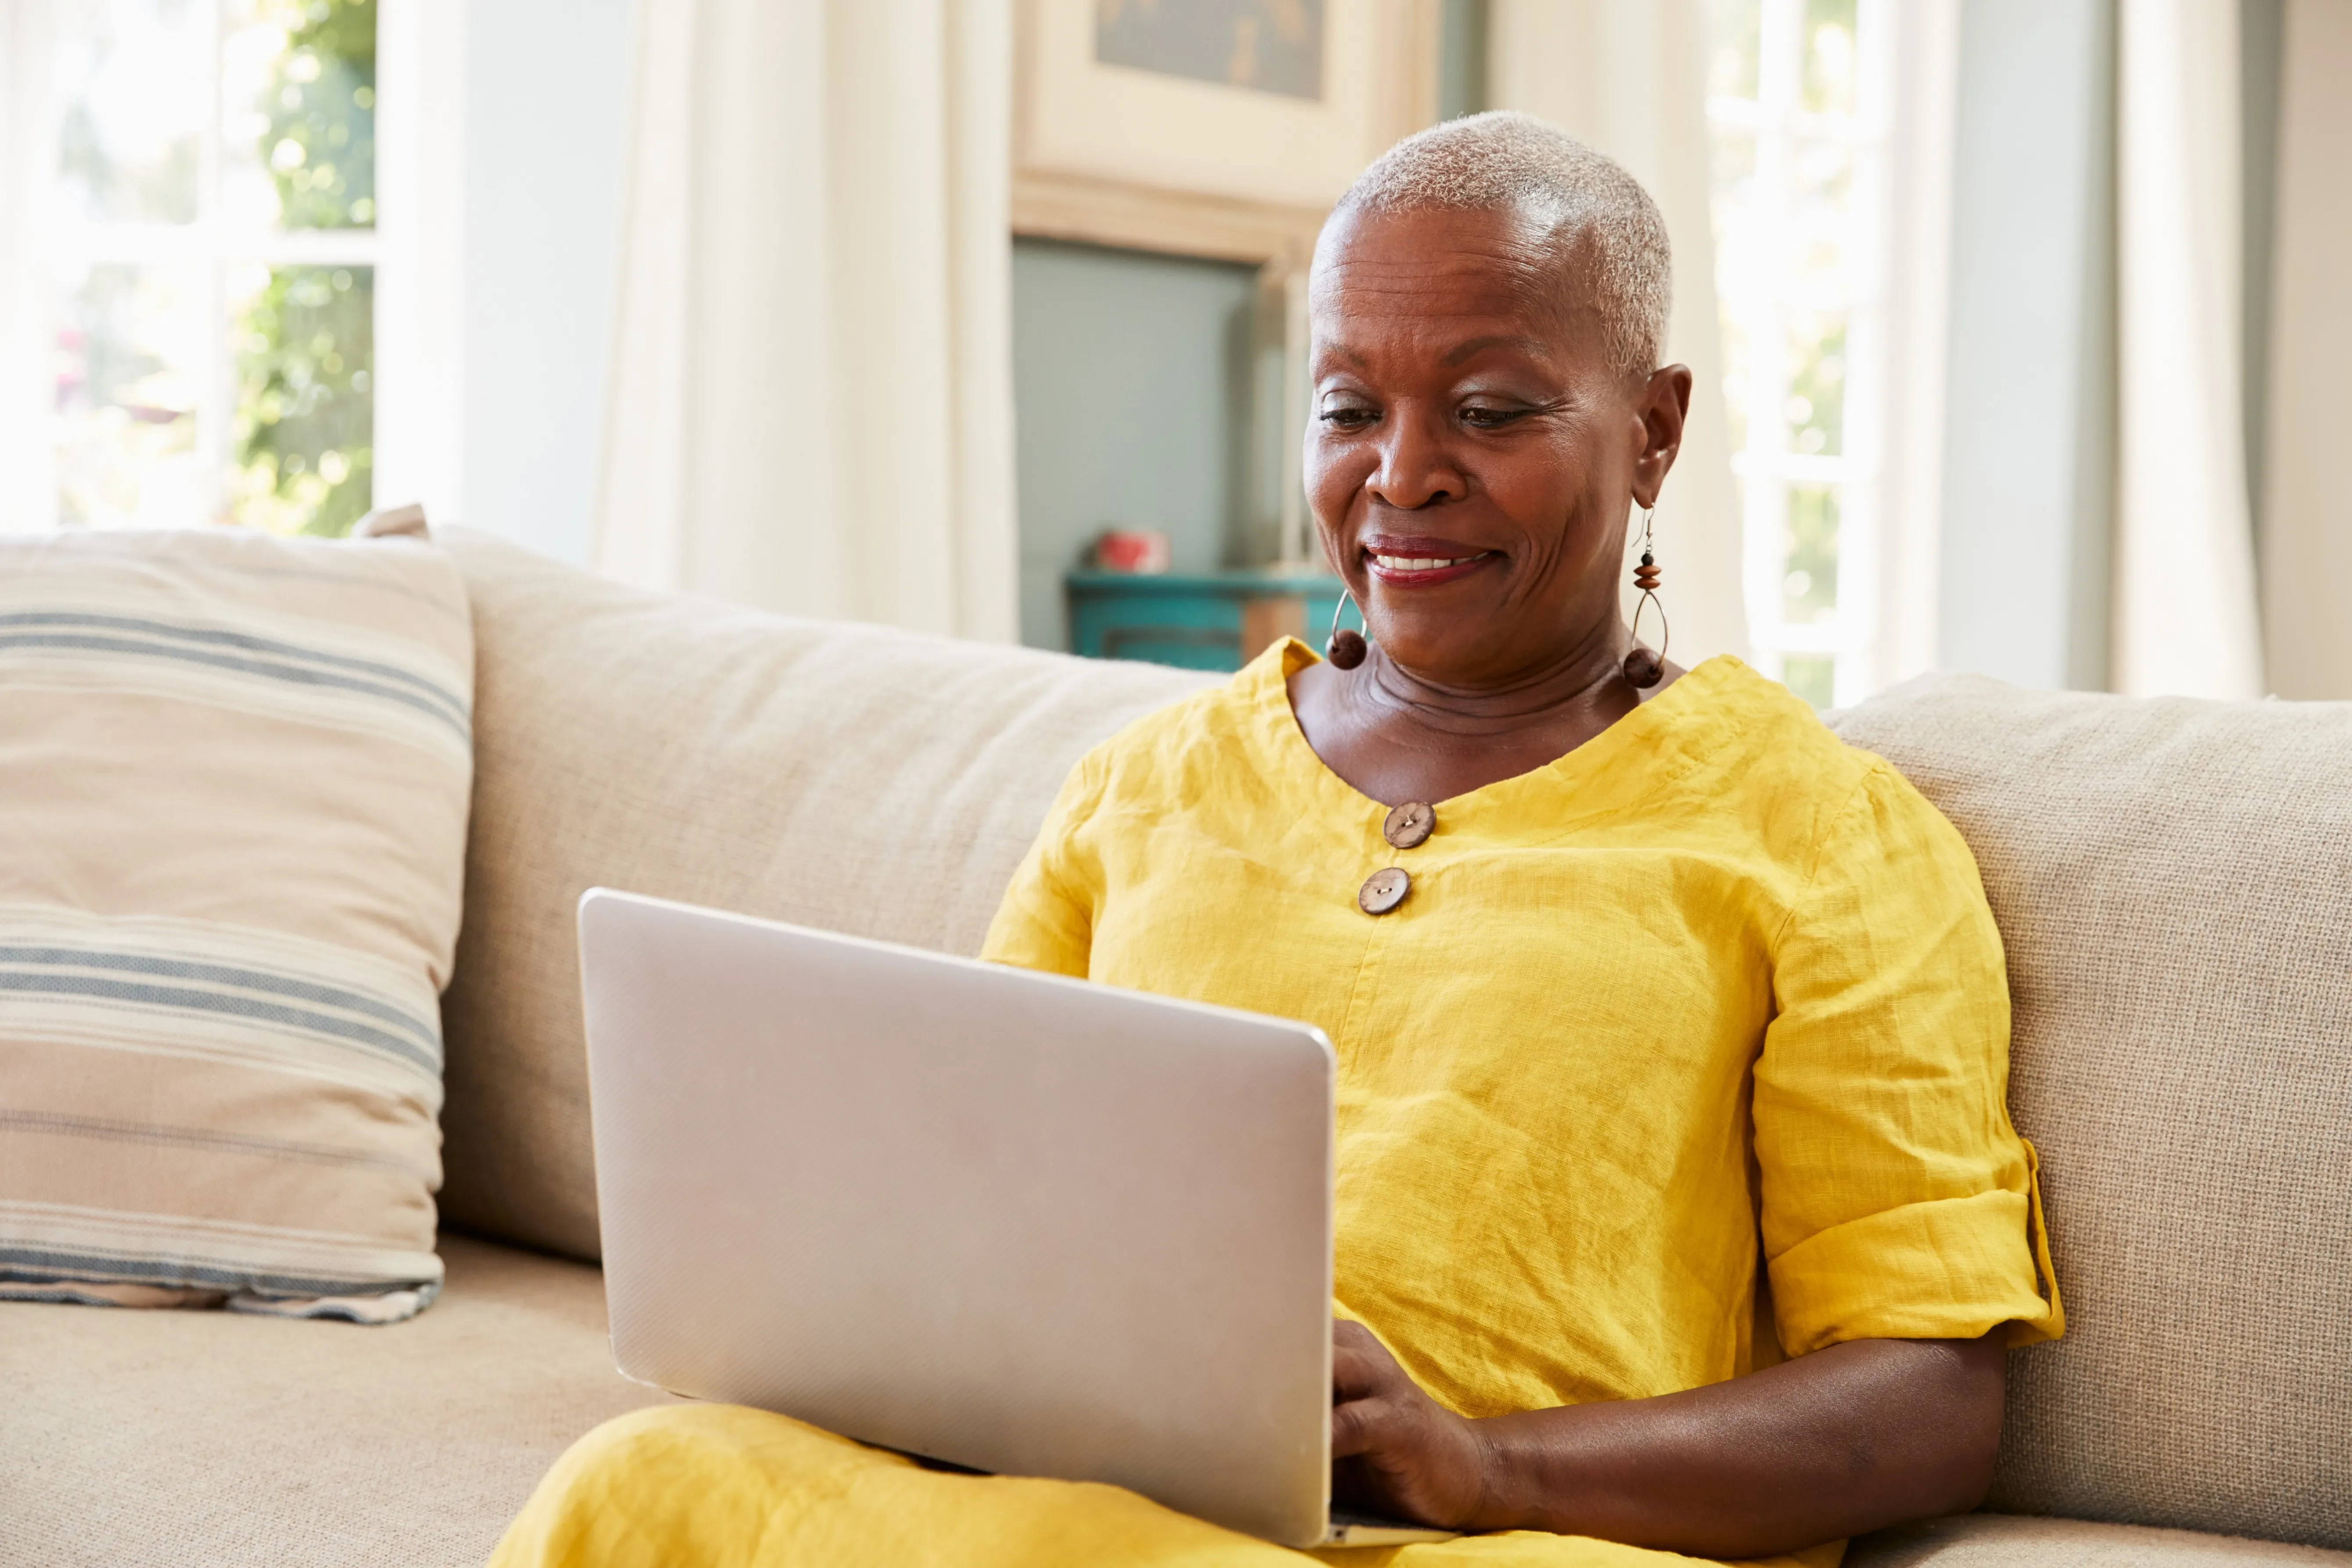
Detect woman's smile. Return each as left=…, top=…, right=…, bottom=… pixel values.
left=1364, top=535, right=1500, bottom=587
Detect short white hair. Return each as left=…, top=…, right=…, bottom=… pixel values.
left=1330, top=111, right=1672, bottom=380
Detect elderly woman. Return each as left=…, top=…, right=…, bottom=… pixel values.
left=493, top=112, right=2059, bottom=1568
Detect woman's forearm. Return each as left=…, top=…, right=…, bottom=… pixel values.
left=1467, top=1333, right=2005, bottom=1557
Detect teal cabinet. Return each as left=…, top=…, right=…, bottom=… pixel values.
left=1067, top=570, right=1351, bottom=673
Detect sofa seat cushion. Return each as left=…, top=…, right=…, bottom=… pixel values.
left=0, top=1232, right=666, bottom=1568
left=1851, top=1515, right=2352, bottom=1566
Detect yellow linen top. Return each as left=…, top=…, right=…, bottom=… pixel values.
left=490, top=644, right=2060, bottom=1568
left=986, top=643, right=2058, bottom=1414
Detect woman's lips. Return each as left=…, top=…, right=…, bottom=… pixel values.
left=1363, top=547, right=1498, bottom=587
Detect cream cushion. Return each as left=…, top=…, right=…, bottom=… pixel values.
left=0, top=1234, right=666, bottom=1566
left=1831, top=677, right=2352, bottom=1553
left=433, top=529, right=1213, bottom=1261
left=0, top=528, right=471, bottom=1320
left=1849, top=1517, right=2352, bottom=1566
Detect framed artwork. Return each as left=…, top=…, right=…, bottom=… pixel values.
left=1013, top=0, right=1441, bottom=268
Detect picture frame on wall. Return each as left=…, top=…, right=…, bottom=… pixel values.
left=1012, top=0, right=1441, bottom=269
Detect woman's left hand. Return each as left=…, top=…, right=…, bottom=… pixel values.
left=1330, top=1318, right=1493, bottom=1529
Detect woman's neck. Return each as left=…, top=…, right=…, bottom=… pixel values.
left=1349, top=631, right=1632, bottom=740
left=1289, top=622, right=1672, bottom=808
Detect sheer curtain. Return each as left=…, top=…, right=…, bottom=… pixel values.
left=371, top=0, right=468, bottom=528
left=595, top=0, right=1019, bottom=641
left=2257, top=0, right=2352, bottom=700
left=1872, top=0, right=1964, bottom=694
left=1485, top=0, right=1750, bottom=668
left=0, top=3, right=47, bottom=533
left=2112, top=0, right=2265, bottom=698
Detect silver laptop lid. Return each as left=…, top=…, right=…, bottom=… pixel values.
left=579, top=889, right=1338, bottom=1547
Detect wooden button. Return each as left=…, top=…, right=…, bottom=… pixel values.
left=1382, top=800, right=1436, bottom=849
left=1357, top=866, right=1411, bottom=915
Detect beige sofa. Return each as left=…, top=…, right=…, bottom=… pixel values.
left=5, top=530, right=2345, bottom=1566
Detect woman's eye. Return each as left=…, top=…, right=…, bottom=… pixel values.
left=1460, top=405, right=1527, bottom=429
left=1320, top=405, right=1378, bottom=430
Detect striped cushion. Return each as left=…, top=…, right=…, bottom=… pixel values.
left=0, top=527, right=471, bottom=1323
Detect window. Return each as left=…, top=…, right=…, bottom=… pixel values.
left=1706, top=0, right=1892, bottom=707
left=13, top=0, right=377, bottom=536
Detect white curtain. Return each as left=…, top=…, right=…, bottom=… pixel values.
left=2112, top=0, right=2265, bottom=698
left=0, top=2, right=45, bottom=533
left=370, top=0, right=468, bottom=529
left=2257, top=0, right=2352, bottom=700
left=596, top=0, right=1019, bottom=641
left=1484, top=0, right=1750, bottom=668
left=1871, top=0, right=1963, bottom=693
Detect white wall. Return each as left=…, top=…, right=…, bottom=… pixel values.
left=461, top=0, right=635, bottom=565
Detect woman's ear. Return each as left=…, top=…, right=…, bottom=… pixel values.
left=1631, top=365, right=1694, bottom=509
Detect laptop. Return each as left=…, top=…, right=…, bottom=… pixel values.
left=578, top=888, right=1453, bottom=1549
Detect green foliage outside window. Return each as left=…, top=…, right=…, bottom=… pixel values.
left=1786, top=315, right=1845, bottom=458
left=1801, top=0, right=1859, bottom=115
left=233, top=0, right=376, bottom=537
left=1782, top=483, right=1840, bottom=624
left=1781, top=655, right=1836, bottom=710
left=261, top=0, right=376, bottom=230
left=233, top=265, right=374, bottom=536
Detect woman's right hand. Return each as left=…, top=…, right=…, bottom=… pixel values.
left=1329, top=1318, right=1493, bottom=1530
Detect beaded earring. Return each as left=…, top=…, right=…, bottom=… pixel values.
left=1325, top=588, right=1367, bottom=669
left=1623, top=505, right=1669, bottom=689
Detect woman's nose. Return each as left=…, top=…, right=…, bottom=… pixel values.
left=1366, top=412, right=1463, bottom=511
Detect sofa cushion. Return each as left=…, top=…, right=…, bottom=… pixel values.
left=0, top=527, right=472, bottom=1321
left=434, top=530, right=1213, bottom=1261
left=1851, top=1515, right=2352, bottom=1566
left=1830, top=677, right=2352, bottom=1552
left=0, top=1232, right=665, bottom=1568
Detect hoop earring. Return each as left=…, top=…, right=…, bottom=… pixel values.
left=1325, top=588, right=1368, bottom=669
left=1624, top=505, right=1668, bottom=689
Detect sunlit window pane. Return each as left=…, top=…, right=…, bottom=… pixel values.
left=1709, top=0, right=1885, bottom=707
left=1786, top=314, right=1845, bottom=455
left=1708, top=0, right=1763, bottom=100
left=1781, top=655, right=1837, bottom=709
left=1800, top=0, right=1858, bottom=116
left=1782, top=484, right=1840, bottom=623
left=232, top=264, right=375, bottom=534
left=54, top=263, right=211, bottom=527
left=54, top=0, right=210, bottom=225
left=36, top=0, right=380, bottom=535
left=1790, top=136, right=1854, bottom=209
left=1711, top=126, right=1760, bottom=193
left=224, top=0, right=378, bottom=231
left=1710, top=129, right=1764, bottom=291
left=1789, top=137, right=1852, bottom=292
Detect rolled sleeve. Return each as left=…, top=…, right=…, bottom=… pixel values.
left=1757, top=763, right=2063, bottom=1357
